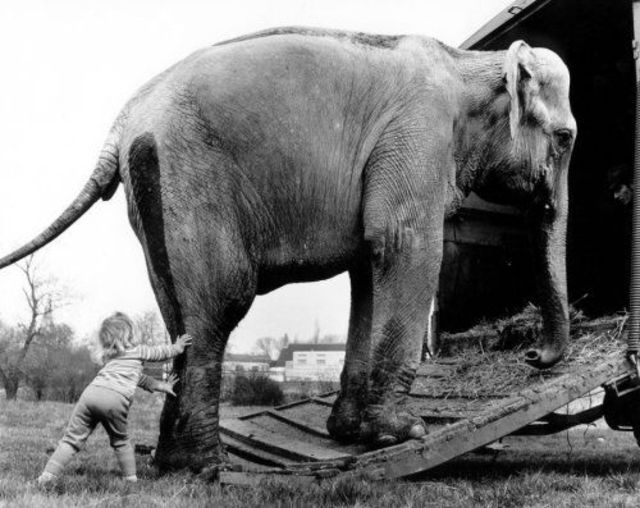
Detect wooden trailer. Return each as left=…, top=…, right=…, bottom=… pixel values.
left=218, top=316, right=639, bottom=484
left=215, top=0, right=640, bottom=484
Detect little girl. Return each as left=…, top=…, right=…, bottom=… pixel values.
left=37, top=311, right=192, bottom=486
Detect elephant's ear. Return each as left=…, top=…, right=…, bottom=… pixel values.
left=503, top=40, right=536, bottom=139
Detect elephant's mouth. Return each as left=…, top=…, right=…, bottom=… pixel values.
left=478, top=176, right=541, bottom=208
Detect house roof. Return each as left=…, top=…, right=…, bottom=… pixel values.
left=224, top=353, right=271, bottom=363
left=272, top=343, right=346, bottom=367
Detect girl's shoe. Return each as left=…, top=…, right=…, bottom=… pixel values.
left=36, top=471, right=57, bottom=489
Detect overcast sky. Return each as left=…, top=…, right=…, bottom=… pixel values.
left=0, top=0, right=511, bottom=351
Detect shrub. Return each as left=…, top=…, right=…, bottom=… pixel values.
left=219, top=374, right=235, bottom=402
left=46, top=346, right=99, bottom=402
left=21, top=324, right=99, bottom=403
left=231, top=373, right=284, bottom=406
left=281, top=379, right=340, bottom=402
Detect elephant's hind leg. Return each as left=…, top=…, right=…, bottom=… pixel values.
left=127, top=131, right=258, bottom=472
left=153, top=245, right=257, bottom=472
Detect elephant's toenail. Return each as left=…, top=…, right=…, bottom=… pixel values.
left=376, top=434, right=397, bottom=446
left=409, top=424, right=426, bottom=439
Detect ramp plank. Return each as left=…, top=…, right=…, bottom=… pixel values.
left=221, top=324, right=631, bottom=481
left=221, top=419, right=356, bottom=462
left=354, top=358, right=631, bottom=479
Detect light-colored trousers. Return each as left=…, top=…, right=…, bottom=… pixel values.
left=43, top=384, right=136, bottom=478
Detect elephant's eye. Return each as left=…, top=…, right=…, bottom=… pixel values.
left=553, top=129, right=573, bottom=152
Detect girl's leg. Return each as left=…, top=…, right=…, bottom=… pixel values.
left=39, top=392, right=97, bottom=482
left=113, top=445, right=136, bottom=482
left=39, top=442, right=76, bottom=483
left=98, top=390, right=136, bottom=480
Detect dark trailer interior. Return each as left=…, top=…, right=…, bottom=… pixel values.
left=441, top=0, right=636, bottom=331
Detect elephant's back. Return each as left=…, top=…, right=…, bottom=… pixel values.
left=117, top=30, right=429, bottom=288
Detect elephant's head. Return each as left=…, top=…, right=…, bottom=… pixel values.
left=473, top=41, right=576, bottom=368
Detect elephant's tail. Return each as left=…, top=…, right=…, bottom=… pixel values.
left=0, top=126, right=121, bottom=269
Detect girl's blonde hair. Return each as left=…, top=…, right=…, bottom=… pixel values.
left=99, top=312, right=139, bottom=362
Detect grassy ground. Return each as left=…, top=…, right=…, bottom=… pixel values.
left=3, top=392, right=640, bottom=507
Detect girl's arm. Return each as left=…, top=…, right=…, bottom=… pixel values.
left=131, top=335, right=193, bottom=362
left=137, top=373, right=160, bottom=392
left=138, top=373, right=179, bottom=396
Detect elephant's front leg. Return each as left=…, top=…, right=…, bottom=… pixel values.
left=362, top=224, right=441, bottom=446
left=358, top=119, right=448, bottom=447
left=327, top=262, right=373, bottom=441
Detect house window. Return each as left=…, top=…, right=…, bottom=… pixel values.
left=251, top=366, right=259, bottom=372
left=235, top=365, right=244, bottom=372
left=316, top=354, right=326, bottom=365
left=297, top=354, right=307, bottom=365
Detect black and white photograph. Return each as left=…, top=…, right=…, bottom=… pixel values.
left=1, top=0, right=639, bottom=506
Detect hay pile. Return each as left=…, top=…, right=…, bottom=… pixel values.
left=418, top=306, right=628, bottom=399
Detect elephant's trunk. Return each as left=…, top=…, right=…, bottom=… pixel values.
left=525, top=165, right=570, bottom=369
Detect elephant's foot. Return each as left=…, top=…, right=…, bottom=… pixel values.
left=155, top=406, right=226, bottom=472
left=360, top=393, right=426, bottom=447
left=327, top=391, right=366, bottom=442
left=156, top=431, right=226, bottom=473
left=155, top=366, right=226, bottom=472
left=363, top=361, right=425, bottom=446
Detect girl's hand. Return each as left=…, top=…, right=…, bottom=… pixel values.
left=175, top=334, right=193, bottom=353
left=160, top=373, right=179, bottom=396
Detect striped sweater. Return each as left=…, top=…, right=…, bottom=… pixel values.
left=90, top=344, right=182, bottom=400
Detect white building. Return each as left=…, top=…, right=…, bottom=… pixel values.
left=272, top=343, right=346, bottom=382
left=223, top=353, right=271, bottom=374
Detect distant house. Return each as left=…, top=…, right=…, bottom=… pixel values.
left=271, top=343, right=346, bottom=382
left=223, top=353, right=271, bottom=374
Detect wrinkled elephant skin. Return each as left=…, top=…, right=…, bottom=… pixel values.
left=0, top=28, right=576, bottom=471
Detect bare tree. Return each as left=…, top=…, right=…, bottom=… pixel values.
left=134, top=310, right=168, bottom=346
left=318, top=334, right=344, bottom=344
left=253, top=334, right=290, bottom=361
left=47, top=344, right=98, bottom=403
left=23, top=323, right=74, bottom=400
left=0, top=323, right=21, bottom=399
left=312, top=319, right=321, bottom=344
left=0, top=255, right=65, bottom=400
left=133, top=310, right=170, bottom=382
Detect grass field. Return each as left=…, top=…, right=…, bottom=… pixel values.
left=3, top=391, right=640, bottom=507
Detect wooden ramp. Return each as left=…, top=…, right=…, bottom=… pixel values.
left=220, top=324, right=634, bottom=483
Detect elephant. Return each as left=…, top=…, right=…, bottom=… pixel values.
left=0, top=27, right=576, bottom=471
